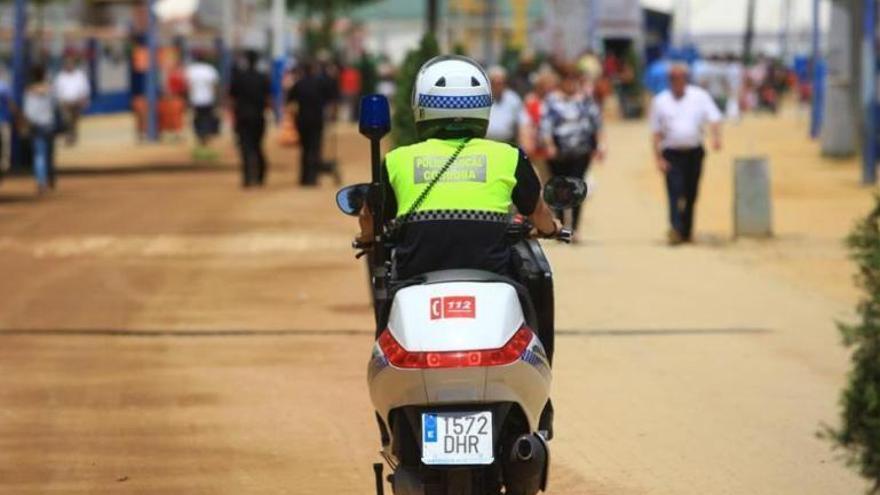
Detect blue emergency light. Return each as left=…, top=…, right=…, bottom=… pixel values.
left=359, top=94, right=391, bottom=140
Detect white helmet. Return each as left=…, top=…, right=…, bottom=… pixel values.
left=412, top=55, right=492, bottom=140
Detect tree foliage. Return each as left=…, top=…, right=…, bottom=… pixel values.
left=827, top=194, right=880, bottom=494
left=391, top=33, right=439, bottom=147
left=285, top=0, right=379, bottom=51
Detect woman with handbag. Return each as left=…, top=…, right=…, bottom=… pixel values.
left=540, top=65, right=606, bottom=243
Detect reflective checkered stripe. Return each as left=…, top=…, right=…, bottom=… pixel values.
left=394, top=209, right=509, bottom=225
left=386, top=138, right=520, bottom=217
left=418, top=94, right=492, bottom=109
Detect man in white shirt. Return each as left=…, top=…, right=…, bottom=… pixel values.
left=185, top=53, right=221, bottom=152
left=485, top=66, right=523, bottom=145
left=54, top=56, right=91, bottom=146
left=650, top=64, right=723, bottom=245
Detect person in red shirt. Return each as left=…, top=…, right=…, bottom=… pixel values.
left=163, top=61, right=187, bottom=136
left=338, top=65, right=361, bottom=122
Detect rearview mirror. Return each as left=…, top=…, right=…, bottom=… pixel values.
left=336, top=184, right=370, bottom=216
left=543, top=176, right=587, bottom=210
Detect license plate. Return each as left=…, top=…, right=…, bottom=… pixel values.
left=421, top=411, right=493, bottom=465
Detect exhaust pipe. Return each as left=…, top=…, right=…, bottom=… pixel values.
left=514, top=435, right=536, bottom=461
left=503, top=434, right=548, bottom=495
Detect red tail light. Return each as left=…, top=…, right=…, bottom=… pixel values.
left=377, top=326, right=534, bottom=369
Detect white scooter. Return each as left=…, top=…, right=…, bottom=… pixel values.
left=337, top=95, right=586, bottom=495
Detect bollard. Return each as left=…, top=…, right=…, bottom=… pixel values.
left=734, top=157, right=773, bottom=238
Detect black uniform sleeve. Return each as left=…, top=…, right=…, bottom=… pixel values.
left=381, top=162, right=398, bottom=219
left=511, top=149, right=541, bottom=216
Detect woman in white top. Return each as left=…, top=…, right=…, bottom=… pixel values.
left=53, top=56, right=90, bottom=146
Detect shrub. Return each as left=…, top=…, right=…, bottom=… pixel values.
left=827, top=194, right=880, bottom=493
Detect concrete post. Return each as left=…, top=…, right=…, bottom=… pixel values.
left=734, top=158, right=773, bottom=238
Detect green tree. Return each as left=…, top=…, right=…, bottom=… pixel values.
left=827, top=194, right=880, bottom=493
left=286, top=0, right=379, bottom=52
left=391, top=33, right=439, bottom=147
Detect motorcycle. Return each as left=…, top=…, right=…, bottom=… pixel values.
left=336, top=95, right=587, bottom=495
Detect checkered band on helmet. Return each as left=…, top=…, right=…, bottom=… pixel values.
left=417, top=94, right=493, bottom=110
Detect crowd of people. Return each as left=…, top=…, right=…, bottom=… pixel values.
left=4, top=44, right=810, bottom=244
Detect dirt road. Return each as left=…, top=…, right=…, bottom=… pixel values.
left=0, top=113, right=870, bottom=494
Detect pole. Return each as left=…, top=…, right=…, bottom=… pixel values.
left=810, top=0, right=823, bottom=138
left=221, top=0, right=234, bottom=91
left=10, top=0, right=27, bottom=169
left=589, top=0, right=599, bottom=52
left=483, top=0, right=497, bottom=65
left=862, top=0, right=877, bottom=184
left=427, top=0, right=439, bottom=35
left=743, top=0, right=757, bottom=63
left=684, top=0, right=692, bottom=46
left=145, top=0, right=159, bottom=142
left=358, top=95, right=391, bottom=328
left=271, top=0, right=285, bottom=123
left=780, top=0, right=792, bottom=61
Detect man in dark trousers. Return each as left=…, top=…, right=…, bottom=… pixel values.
left=287, top=60, right=337, bottom=186
left=229, top=50, right=271, bottom=187
left=650, top=64, right=723, bottom=245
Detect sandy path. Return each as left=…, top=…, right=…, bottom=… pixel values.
left=0, top=113, right=870, bottom=493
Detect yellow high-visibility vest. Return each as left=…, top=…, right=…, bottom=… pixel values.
left=385, top=138, right=519, bottom=218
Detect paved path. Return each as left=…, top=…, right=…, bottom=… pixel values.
left=0, top=113, right=870, bottom=493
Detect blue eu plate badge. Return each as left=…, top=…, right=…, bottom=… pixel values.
left=423, top=414, right=438, bottom=443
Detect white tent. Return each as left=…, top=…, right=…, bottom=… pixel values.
left=642, top=0, right=830, bottom=46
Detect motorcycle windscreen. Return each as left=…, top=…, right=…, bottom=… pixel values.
left=387, top=282, right=525, bottom=352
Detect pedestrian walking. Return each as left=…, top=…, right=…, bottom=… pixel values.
left=541, top=66, right=604, bottom=243
left=53, top=55, right=90, bottom=146
left=650, top=64, right=723, bottom=245
left=23, top=66, right=57, bottom=194
left=485, top=66, right=523, bottom=145
left=163, top=59, right=187, bottom=140
left=338, top=64, right=361, bottom=122
left=287, top=61, right=336, bottom=186
left=518, top=69, right=557, bottom=173
left=185, top=52, right=220, bottom=160
left=229, top=50, right=271, bottom=188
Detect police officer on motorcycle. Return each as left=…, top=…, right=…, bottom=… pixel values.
left=355, top=55, right=569, bottom=444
